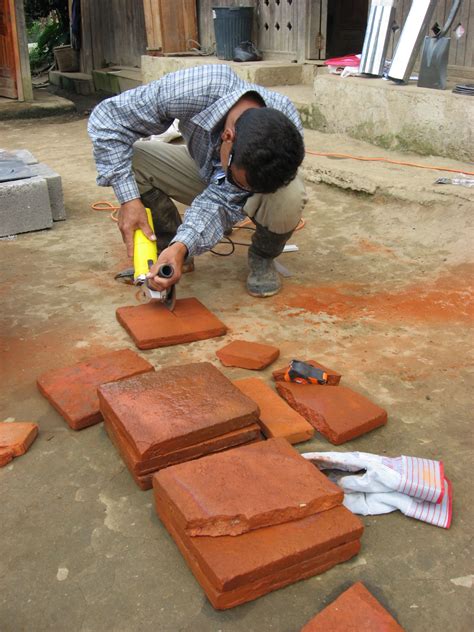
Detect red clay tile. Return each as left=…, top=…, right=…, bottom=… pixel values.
left=233, top=377, right=314, bottom=444
left=37, top=349, right=154, bottom=430
left=275, top=382, right=387, bottom=445
left=155, top=493, right=363, bottom=609
left=154, top=437, right=343, bottom=536
left=301, top=581, right=405, bottom=631
left=273, top=359, right=341, bottom=385
left=116, top=298, right=227, bottom=350
left=0, top=422, right=38, bottom=463
left=216, top=340, right=280, bottom=370
left=98, top=362, right=260, bottom=460
left=106, top=420, right=263, bottom=490
left=0, top=448, right=14, bottom=467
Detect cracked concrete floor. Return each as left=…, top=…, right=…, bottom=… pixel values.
left=0, top=114, right=473, bottom=632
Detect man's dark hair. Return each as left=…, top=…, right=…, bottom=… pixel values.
left=233, top=107, right=305, bottom=193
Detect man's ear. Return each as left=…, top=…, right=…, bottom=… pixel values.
left=220, top=127, right=235, bottom=143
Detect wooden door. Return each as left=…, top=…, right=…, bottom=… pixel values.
left=326, top=0, right=369, bottom=58
left=256, top=0, right=301, bottom=59
left=0, top=0, right=19, bottom=98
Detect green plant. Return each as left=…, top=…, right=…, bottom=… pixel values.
left=29, top=17, right=68, bottom=72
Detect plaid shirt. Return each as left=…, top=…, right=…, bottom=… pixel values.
left=88, top=64, right=303, bottom=256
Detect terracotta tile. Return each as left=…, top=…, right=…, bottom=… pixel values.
left=0, top=448, right=14, bottom=467
left=216, top=340, right=279, bottom=370
left=301, top=581, right=405, bottom=631
left=37, top=349, right=154, bottom=430
left=273, top=359, right=341, bottom=385
left=276, top=382, right=387, bottom=445
left=233, top=377, right=314, bottom=444
left=98, top=362, right=260, bottom=460
left=155, top=493, right=362, bottom=608
left=0, top=422, right=38, bottom=462
left=154, top=437, right=343, bottom=536
left=116, top=298, right=227, bottom=350
left=106, top=419, right=263, bottom=490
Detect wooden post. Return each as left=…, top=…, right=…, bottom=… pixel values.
left=13, top=0, right=33, bottom=101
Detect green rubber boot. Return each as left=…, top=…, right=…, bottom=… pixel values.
left=246, top=251, right=281, bottom=298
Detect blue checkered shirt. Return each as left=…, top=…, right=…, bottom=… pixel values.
left=88, top=64, right=303, bottom=256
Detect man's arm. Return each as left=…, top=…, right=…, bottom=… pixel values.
left=87, top=82, right=174, bottom=204
left=87, top=82, right=177, bottom=255
left=146, top=183, right=247, bottom=291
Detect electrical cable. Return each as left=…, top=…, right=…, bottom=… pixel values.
left=304, top=149, right=474, bottom=176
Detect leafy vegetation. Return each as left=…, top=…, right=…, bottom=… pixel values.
left=25, top=0, right=69, bottom=72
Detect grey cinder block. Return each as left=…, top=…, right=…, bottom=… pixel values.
left=30, top=163, right=66, bottom=221
left=0, top=148, right=38, bottom=165
left=0, top=176, right=53, bottom=237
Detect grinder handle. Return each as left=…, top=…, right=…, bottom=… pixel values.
left=157, top=264, right=175, bottom=279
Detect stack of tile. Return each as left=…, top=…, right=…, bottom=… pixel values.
left=98, top=362, right=263, bottom=490
left=153, top=438, right=364, bottom=609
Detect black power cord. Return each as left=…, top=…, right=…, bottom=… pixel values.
left=210, top=226, right=256, bottom=256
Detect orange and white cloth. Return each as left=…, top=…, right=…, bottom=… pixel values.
left=302, top=451, right=452, bottom=529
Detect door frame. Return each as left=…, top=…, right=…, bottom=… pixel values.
left=305, top=0, right=327, bottom=61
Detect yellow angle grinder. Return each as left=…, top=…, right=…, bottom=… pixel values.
left=130, top=208, right=177, bottom=311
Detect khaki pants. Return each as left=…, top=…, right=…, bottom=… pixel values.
left=132, top=139, right=307, bottom=257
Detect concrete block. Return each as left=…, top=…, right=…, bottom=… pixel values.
left=0, top=148, right=38, bottom=164
left=29, top=163, right=66, bottom=221
left=0, top=176, right=52, bottom=237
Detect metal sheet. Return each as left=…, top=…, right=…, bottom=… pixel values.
left=388, top=0, right=438, bottom=84
left=360, top=0, right=397, bottom=76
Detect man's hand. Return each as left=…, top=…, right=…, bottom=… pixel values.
left=119, top=198, right=156, bottom=258
left=147, top=242, right=188, bottom=291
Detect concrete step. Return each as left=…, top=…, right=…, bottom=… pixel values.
left=0, top=89, right=75, bottom=120
left=273, top=76, right=473, bottom=163
left=49, top=71, right=95, bottom=96
left=301, top=128, right=474, bottom=209
left=92, top=67, right=142, bottom=94
left=142, top=55, right=318, bottom=87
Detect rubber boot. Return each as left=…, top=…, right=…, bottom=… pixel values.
left=141, top=188, right=182, bottom=252
left=246, top=220, right=294, bottom=298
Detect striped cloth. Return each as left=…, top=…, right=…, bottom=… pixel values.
left=302, top=451, right=452, bottom=529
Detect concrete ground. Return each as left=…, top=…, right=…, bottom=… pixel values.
left=0, top=111, right=473, bottom=632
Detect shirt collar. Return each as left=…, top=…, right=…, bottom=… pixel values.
left=191, top=88, right=270, bottom=133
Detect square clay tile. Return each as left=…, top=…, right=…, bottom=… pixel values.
left=273, top=359, right=341, bottom=385
left=0, top=422, right=38, bottom=458
left=233, top=377, right=314, bottom=444
left=0, top=448, right=14, bottom=467
left=98, top=362, right=260, bottom=460
left=155, top=494, right=362, bottom=609
left=301, top=582, right=405, bottom=631
left=37, top=349, right=154, bottom=430
left=216, top=340, right=279, bottom=370
left=153, top=437, right=343, bottom=537
left=105, top=419, right=263, bottom=490
left=116, top=298, right=227, bottom=350
left=275, top=382, right=387, bottom=445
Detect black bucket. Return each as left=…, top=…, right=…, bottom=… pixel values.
left=213, top=7, right=254, bottom=61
